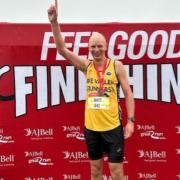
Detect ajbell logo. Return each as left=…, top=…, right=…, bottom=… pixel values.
left=24, top=128, right=53, bottom=137
left=138, top=150, right=166, bottom=159
left=0, top=155, right=14, bottom=162
left=138, top=172, right=157, bottom=179
left=63, top=151, right=88, bottom=160
left=62, top=174, right=81, bottom=180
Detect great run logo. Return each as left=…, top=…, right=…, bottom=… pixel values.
left=137, top=124, right=166, bottom=140
left=0, top=129, right=15, bottom=144
left=62, top=126, right=85, bottom=140
left=24, top=151, right=54, bottom=166
left=24, top=128, right=54, bottom=140
left=137, top=150, right=167, bottom=162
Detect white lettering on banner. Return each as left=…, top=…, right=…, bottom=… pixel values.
left=24, top=151, right=43, bottom=157
left=140, top=131, right=166, bottom=139
left=24, top=128, right=53, bottom=137
left=0, top=134, right=15, bottom=144
left=102, top=175, right=128, bottom=180
left=24, top=151, right=54, bottom=166
left=0, top=129, right=15, bottom=144
left=36, top=66, right=48, bottom=109
left=51, top=66, right=75, bottom=105
left=28, top=157, right=53, bottom=166
left=41, top=30, right=180, bottom=60
left=137, top=150, right=167, bottom=162
left=0, top=155, right=14, bottom=163
left=63, top=151, right=88, bottom=160
left=41, top=32, right=91, bottom=60
left=0, top=63, right=177, bottom=117
left=63, top=151, right=89, bottom=163
left=109, top=30, right=180, bottom=59
left=119, top=64, right=180, bottom=103
left=137, top=124, right=166, bottom=140
left=13, top=66, right=81, bottom=116
left=14, top=66, right=33, bottom=117
left=62, top=174, right=81, bottom=180
left=161, top=64, right=180, bottom=103
left=24, top=178, right=53, bottom=180
left=137, top=172, right=157, bottom=179
left=62, top=126, right=84, bottom=140
left=0, top=154, right=15, bottom=167
left=137, top=124, right=155, bottom=130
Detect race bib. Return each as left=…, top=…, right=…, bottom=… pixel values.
left=88, top=96, right=110, bottom=109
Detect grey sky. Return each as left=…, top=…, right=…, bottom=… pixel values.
left=0, top=0, right=179, bottom=23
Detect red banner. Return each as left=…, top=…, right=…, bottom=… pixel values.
left=0, top=23, right=180, bottom=180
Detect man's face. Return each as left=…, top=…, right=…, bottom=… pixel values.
left=88, top=34, right=107, bottom=60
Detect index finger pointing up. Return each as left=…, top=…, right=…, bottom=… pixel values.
left=55, top=0, right=58, bottom=9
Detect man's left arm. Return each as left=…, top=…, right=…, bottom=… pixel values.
left=115, top=61, right=135, bottom=139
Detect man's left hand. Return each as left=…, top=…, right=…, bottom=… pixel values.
left=124, top=121, right=135, bottom=139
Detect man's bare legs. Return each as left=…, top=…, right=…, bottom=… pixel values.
left=90, top=159, right=103, bottom=180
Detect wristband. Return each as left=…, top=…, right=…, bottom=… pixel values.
left=128, top=117, right=135, bottom=122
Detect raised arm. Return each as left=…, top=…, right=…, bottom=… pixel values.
left=115, top=61, right=135, bottom=139
left=47, top=0, right=90, bottom=72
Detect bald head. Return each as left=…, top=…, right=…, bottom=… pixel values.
left=89, top=32, right=107, bottom=48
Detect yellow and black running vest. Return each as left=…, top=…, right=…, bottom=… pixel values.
left=85, top=59, right=121, bottom=131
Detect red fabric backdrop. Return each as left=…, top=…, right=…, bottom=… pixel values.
left=0, top=23, right=180, bottom=180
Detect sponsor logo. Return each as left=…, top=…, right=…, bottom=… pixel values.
left=176, top=149, right=180, bottom=155
left=24, top=128, right=54, bottom=140
left=62, top=174, right=81, bottom=180
left=62, top=126, right=85, bottom=140
left=137, top=172, right=157, bottom=179
left=137, top=150, right=167, bottom=162
left=176, top=126, right=180, bottom=134
left=24, top=177, right=53, bottom=180
left=63, top=151, right=88, bottom=163
left=102, top=175, right=128, bottom=180
left=0, top=154, right=15, bottom=167
left=106, top=72, right=112, bottom=76
left=0, top=129, right=15, bottom=144
left=137, top=124, right=166, bottom=140
left=137, top=124, right=155, bottom=131
left=24, top=151, right=54, bottom=166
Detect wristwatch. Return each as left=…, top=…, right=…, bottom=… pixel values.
left=128, top=117, right=135, bottom=123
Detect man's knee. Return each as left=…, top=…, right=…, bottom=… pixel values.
left=109, top=163, right=124, bottom=180
left=90, top=160, right=103, bottom=178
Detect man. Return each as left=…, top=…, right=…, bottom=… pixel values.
left=48, top=1, right=135, bottom=179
